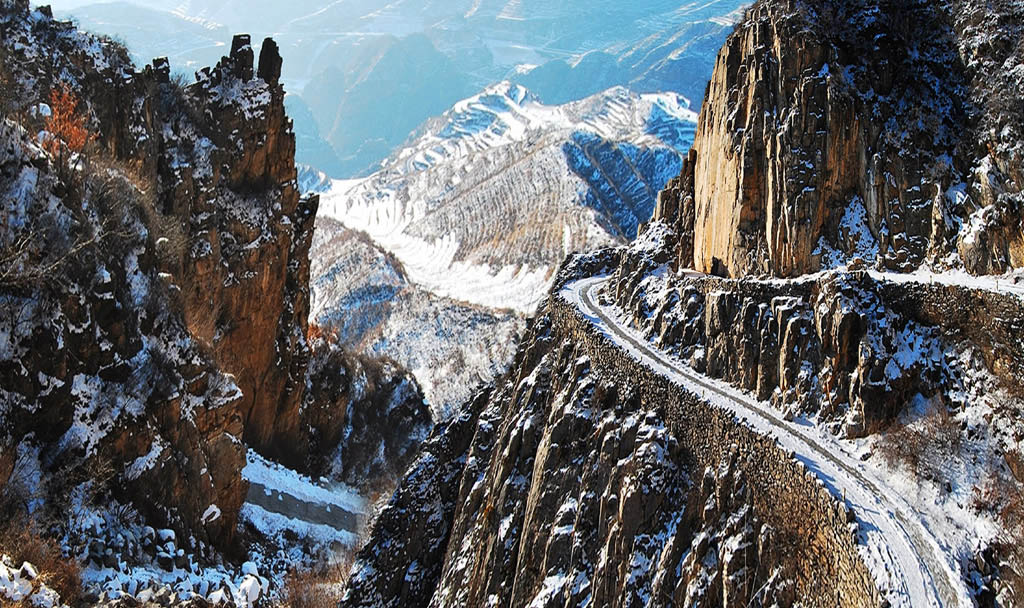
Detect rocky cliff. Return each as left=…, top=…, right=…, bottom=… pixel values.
left=341, top=0, right=1024, bottom=605
left=613, top=223, right=1024, bottom=436
left=341, top=266, right=880, bottom=608
left=653, top=0, right=1023, bottom=279
left=621, top=0, right=1024, bottom=437
left=0, top=0, right=429, bottom=586
left=611, top=0, right=1024, bottom=600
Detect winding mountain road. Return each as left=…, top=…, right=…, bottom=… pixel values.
left=563, top=276, right=971, bottom=608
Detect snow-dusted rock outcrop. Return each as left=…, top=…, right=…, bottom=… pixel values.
left=341, top=292, right=880, bottom=608
left=612, top=227, right=1024, bottom=439
left=653, top=0, right=1024, bottom=279
left=0, top=0, right=430, bottom=589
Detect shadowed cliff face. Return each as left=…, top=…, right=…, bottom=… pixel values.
left=653, top=0, right=1023, bottom=279
left=0, top=0, right=430, bottom=552
left=341, top=295, right=879, bottom=608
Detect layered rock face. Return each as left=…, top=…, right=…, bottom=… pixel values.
left=342, top=287, right=879, bottom=608
left=654, top=0, right=1022, bottom=278
left=622, top=0, right=1024, bottom=433
left=0, top=0, right=429, bottom=557
left=168, top=34, right=316, bottom=463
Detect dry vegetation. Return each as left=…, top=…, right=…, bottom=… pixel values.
left=876, top=404, right=1024, bottom=598
left=875, top=404, right=962, bottom=484
left=973, top=472, right=1024, bottom=601
left=276, top=557, right=357, bottom=608
left=0, top=84, right=102, bottom=293
left=308, top=322, right=341, bottom=346
left=42, top=84, right=94, bottom=158
left=0, top=523, right=82, bottom=606
left=0, top=92, right=183, bottom=299
left=0, top=48, right=13, bottom=121
left=0, top=470, right=84, bottom=607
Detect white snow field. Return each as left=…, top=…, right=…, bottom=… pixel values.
left=563, top=276, right=974, bottom=608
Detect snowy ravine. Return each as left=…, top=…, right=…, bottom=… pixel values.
left=309, top=218, right=523, bottom=419
left=565, top=276, right=972, bottom=607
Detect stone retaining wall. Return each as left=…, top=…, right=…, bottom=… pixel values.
left=549, top=294, right=882, bottom=608
left=875, top=278, right=1024, bottom=387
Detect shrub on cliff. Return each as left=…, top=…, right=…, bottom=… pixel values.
left=42, top=84, right=93, bottom=159
left=0, top=523, right=82, bottom=606
left=276, top=553, right=360, bottom=608
left=876, top=404, right=962, bottom=483
left=0, top=466, right=84, bottom=607
left=972, top=473, right=1024, bottom=600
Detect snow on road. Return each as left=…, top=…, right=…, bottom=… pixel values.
left=869, top=268, right=1024, bottom=300
left=562, top=276, right=973, bottom=608
left=240, top=451, right=366, bottom=547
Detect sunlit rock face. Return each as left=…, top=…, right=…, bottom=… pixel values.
left=653, top=0, right=1023, bottom=279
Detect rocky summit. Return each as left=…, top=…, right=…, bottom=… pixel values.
left=654, top=0, right=1023, bottom=279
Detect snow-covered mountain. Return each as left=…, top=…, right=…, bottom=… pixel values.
left=310, top=219, right=523, bottom=419
left=311, top=83, right=697, bottom=412
left=318, top=83, right=697, bottom=312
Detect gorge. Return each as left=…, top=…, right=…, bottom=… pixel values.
left=1, top=0, right=1023, bottom=606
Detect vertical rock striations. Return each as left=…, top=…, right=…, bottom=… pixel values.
left=653, top=0, right=1022, bottom=278
left=174, top=34, right=317, bottom=463
left=342, top=303, right=879, bottom=607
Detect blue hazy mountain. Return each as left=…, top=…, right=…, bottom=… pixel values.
left=50, top=0, right=746, bottom=176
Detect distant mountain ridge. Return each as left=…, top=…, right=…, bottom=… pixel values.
left=50, top=0, right=746, bottom=176
left=317, top=82, right=697, bottom=313
left=309, top=82, right=698, bottom=414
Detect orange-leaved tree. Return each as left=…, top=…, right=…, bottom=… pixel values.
left=43, top=83, right=93, bottom=158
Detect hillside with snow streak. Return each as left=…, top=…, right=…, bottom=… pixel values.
left=316, top=82, right=697, bottom=314
left=311, top=83, right=697, bottom=414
